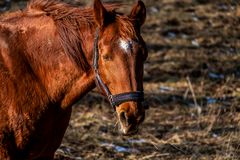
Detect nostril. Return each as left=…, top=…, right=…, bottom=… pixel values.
left=119, top=112, right=127, bottom=125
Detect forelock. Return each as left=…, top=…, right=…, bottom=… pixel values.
left=115, top=15, right=138, bottom=41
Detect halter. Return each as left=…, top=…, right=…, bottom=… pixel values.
left=93, top=28, right=144, bottom=110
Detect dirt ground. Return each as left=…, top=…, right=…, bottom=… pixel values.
left=2, top=0, right=240, bottom=159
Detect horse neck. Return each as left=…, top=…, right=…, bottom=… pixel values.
left=58, top=25, right=98, bottom=109
left=22, top=19, right=98, bottom=109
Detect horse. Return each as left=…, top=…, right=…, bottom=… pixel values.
left=0, top=0, right=148, bottom=159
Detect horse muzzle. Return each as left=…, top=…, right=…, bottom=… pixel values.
left=117, top=102, right=145, bottom=135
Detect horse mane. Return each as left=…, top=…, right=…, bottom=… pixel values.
left=27, top=0, right=137, bottom=71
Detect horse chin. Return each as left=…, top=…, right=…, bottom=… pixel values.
left=119, top=122, right=139, bottom=136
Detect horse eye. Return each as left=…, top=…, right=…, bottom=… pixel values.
left=102, top=54, right=112, bottom=61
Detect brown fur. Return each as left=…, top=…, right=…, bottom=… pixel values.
left=0, top=0, right=147, bottom=159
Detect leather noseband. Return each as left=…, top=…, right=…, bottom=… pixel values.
left=93, top=28, right=144, bottom=110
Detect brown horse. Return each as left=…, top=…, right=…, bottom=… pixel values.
left=0, top=0, right=148, bottom=159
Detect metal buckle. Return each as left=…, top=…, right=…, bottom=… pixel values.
left=108, top=95, right=113, bottom=103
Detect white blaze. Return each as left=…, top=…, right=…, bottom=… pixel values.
left=120, top=39, right=130, bottom=53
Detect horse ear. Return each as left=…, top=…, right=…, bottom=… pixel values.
left=94, top=0, right=107, bottom=27
left=129, top=0, right=146, bottom=27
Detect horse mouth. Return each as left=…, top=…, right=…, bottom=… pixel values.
left=119, top=122, right=139, bottom=136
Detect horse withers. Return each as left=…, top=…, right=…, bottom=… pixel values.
left=0, top=0, right=148, bottom=159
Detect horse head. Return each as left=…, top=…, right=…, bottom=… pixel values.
left=93, top=0, right=148, bottom=135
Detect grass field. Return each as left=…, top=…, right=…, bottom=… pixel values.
left=3, top=0, right=240, bottom=159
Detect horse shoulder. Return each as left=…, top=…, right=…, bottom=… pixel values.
left=0, top=11, right=57, bottom=116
